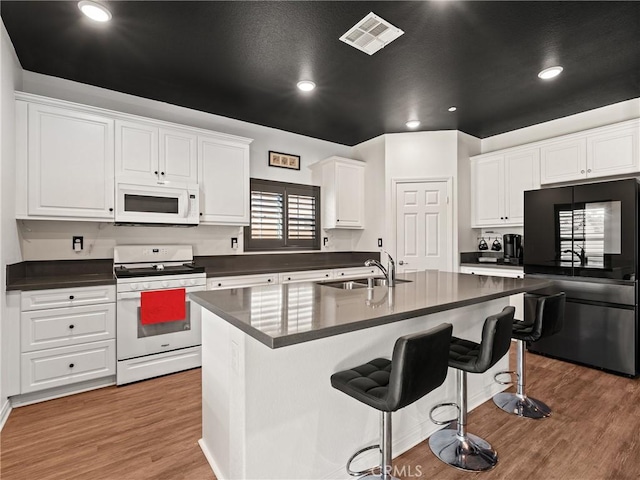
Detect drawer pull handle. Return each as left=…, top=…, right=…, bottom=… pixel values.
left=218, top=283, right=222, bottom=287
left=267, top=279, right=272, bottom=282
left=325, top=274, right=329, bottom=277
left=287, top=277, right=291, bottom=281
left=69, top=324, right=75, bottom=329
left=69, top=363, right=75, bottom=368
left=69, top=295, right=75, bottom=300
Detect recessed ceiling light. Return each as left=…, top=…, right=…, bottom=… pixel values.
left=297, top=80, right=316, bottom=92
left=448, top=106, right=457, bottom=112
left=406, top=120, right=420, bottom=129
left=538, top=66, right=563, bottom=80
left=78, top=1, right=112, bottom=22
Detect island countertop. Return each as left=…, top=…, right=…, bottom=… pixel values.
left=190, top=270, right=549, bottom=348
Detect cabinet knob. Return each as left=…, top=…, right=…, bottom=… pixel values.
left=325, top=274, right=329, bottom=277
left=267, top=279, right=272, bottom=282
left=505, top=216, right=508, bottom=219
left=581, top=170, right=585, bottom=174
left=69, top=295, right=75, bottom=300
left=161, top=172, right=165, bottom=176
left=336, top=219, right=340, bottom=222
left=69, top=363, right=75, bottom=368
left=109, top=208, right=114, bottom=212
left=154, top=171, right=158, bottom=175
left=587, top=169, right=592, bottom=173
left=199, top=212, right=203, bottom=216
left=218, top=283, right=222, bottom=287
left=69, top=324, right=75, bottom=329
left=287, top=277, right=291, bottom=281
left=500, top=217, right=504, bottom=220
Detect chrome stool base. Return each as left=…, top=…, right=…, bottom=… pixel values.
left=493, top=392, right=551, bottom=419
left=429, top=424, right=498, bottom=472
left=357, top=473, right=400, bottom=480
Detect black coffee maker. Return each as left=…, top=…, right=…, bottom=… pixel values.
left=503, top=234, right=523, bottom=264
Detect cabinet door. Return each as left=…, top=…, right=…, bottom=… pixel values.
left=540, top=138, right=586, bottom=184
left=28, top=104, right=115, bottom=219
left=503, top=148, right=540, bottom=225
left=279, top=270, right=333, bottom=284
left=198, top=136, right=250, bottom=225
left=115, top=120, right=158, bottom=181
left=471, top=155, right=504, bottom=227
left=159, top=127, right=198, bottom=184
left=587, top=124, right=639, bottom=178
left=334, top=162, right=364, bottom=228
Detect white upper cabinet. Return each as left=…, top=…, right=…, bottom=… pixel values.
left=310, top=156, right=365, bottom=229
left=115, top=120, right=197, bottom=184
left=471, top=148, right=540, bottom=227
left=540, top=119, right=639, bottom=184
left=21, top=102, right=115, bottom=220
left=198, top=134, right=252, bottom=225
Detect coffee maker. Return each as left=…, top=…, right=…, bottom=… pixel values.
left=503, top=234, right=523, bottom=264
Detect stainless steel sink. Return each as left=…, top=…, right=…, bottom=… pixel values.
left=318, top=280, right=368, bottom=289
left=317, top=277, right=412, bottom=289
left=354, top=277, right=412, bottom=287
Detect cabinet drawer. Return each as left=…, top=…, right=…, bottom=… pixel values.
left=333, top=266, right=378, bottom=279
left=207, top=274, right=277, bottom=290
left=279, top=270, right=333, bottom=284
left=21, top=285, right=116, bottom=311
left=460, top=266, right=523, bottom=278
left=21, top=303, right=116, bottom=352
left=21, top=340, right=115, bottom=394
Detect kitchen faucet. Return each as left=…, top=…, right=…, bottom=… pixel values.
left=364, top=251, right=396, bottom=287
left=563, top=247, right=587, bottom=265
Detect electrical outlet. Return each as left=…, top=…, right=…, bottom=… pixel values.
left=231, top=237, right=238, bottom=249
left=72, top=236, right=83, bottom=252
left=378, top=238, right=383, bottom=248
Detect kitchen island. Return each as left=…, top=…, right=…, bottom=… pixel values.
left=190, top=270, right=548, bottom=480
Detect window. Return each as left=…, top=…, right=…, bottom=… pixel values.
left=244, top=179, right=320, bottom=251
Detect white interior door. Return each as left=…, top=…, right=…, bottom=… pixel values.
left=396, top=180, right=451, bottom=273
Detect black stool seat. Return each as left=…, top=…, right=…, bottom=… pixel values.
left=493, top=292, right=566, bottom=419
left=331, top=358, right=392, bottom=411
left=429, top=306, right=515, bottom=472
left=331, top=323, right=453, bottom=479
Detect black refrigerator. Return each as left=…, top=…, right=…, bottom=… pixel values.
left=524, top=178, right=638, bottom=376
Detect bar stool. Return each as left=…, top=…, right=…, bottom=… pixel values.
left=493, top=292, right=566, bottom=419
left=330, top=323, right=453, bottom=480
left=428, top=306, right=515, bottom=472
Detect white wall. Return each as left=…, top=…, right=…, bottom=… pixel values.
left=17, top=72, right=356, bottom=258
left=1, top=21, right=24, bottom=427
left=481, top=98, right=640, bottom=153
left=384, top=131, right=459, bottom=268
left=351, top=135, right=386, bottom=252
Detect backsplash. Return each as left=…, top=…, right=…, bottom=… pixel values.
left=18, top=220, right=356, bottom=260
left=475, top=226, right=524, bottom=252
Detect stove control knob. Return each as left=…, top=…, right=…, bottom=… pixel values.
left=162, top=281, right=170, bottom=288
left=179, top=279, right=187, bottom=286
left=130, top=283, right=138, bottom=290
left=143, top=283, right=150, bottom=290
left=190, top=279, right=197, bottom=286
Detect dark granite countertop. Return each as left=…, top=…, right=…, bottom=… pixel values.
left=6, top=259, right=115, bottom=291
left=6, top=252, right=379, bottom=291
left=190, top=270, right=549, bottom=349
left=460, top=262, right=524, bottom=270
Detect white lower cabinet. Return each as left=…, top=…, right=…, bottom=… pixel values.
left=19, top=285, right=116, bottom=396
left=21, top=340, right=115, bottom=394
left=279, top=269, right=333, bottom=284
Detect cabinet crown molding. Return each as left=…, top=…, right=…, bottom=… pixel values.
left=15, top=92, right=253, bottom=145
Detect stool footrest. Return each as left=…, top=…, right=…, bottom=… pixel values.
left=346, top=444, right=380, bottom=477
left=494, top=370, right=519, bottom=386
left=429, top=402, right=459, bottom=426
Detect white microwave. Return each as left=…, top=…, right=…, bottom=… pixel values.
left=115, top=181, right=200, bottom=226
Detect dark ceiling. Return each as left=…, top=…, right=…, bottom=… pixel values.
left=2, top=1, right=639, bottom=146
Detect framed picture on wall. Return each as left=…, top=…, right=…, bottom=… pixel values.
left=269, top=151, right=300, bottom=170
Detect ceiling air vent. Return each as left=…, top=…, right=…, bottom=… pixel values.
left=339, top=12, right=404, bottom=56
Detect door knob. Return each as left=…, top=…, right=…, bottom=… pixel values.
left=399, top=260, right=408, bottom=265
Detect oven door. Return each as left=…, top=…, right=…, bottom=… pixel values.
left=116, top=285, right=203, bottom=360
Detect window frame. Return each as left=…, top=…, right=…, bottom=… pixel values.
left=244, top=178, right=321, bottom=252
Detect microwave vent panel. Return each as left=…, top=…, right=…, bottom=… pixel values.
left=339, top=12, right=404, bottom=55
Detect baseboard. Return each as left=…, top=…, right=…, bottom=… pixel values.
left=198, top=438, right=226, bottom=480
left=0, top=399, right=12, bottom=431
left=10, top=376, right=116, bottom=408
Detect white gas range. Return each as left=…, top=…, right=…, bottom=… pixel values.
left=114, top=245, right=206, bottom=385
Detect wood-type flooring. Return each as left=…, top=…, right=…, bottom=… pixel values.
left=1, top=347, right=639, bottom=480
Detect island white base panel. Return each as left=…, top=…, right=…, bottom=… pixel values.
left=200, top=299, right=509, bottom=480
